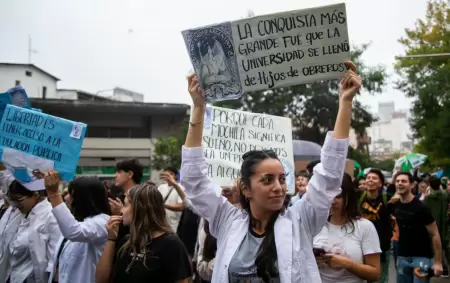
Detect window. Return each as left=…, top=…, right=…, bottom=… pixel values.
left=25, top=70, right=32, bottom=77
left=15, top=80, right=20, bottom=86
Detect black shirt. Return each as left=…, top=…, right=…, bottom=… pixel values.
left=177, top=208, right=200, bottom=257
left=359, top=194, right=392, bottom=252
left=113, top=233, right=193, bottom=283
left=389, top=197, right=435, bottom=258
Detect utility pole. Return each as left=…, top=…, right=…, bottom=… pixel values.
left=28, top=35, right=38, bottom=64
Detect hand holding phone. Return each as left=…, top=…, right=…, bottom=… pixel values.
left=313, top=248, right=326, bottom=257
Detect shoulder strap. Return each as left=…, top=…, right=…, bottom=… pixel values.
left=359, top=191, right=367, bottom=207
left=164, top=187, right=175, bottom=203
left=57, top=238, right=69, bottom=259
left=382, top=192, right=388, bottom=207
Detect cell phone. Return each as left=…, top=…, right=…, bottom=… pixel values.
left=313, top=248, right=326, bottom=256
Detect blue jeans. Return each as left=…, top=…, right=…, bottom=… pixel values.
left=397, top=256, right=433, bottom=283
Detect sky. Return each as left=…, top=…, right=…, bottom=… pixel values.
left=0, top=0, right=429, bottom=113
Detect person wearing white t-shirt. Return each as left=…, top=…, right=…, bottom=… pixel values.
left=313, top=173, right=381, bottom=283
left=157, top=167, right=184, bottom=232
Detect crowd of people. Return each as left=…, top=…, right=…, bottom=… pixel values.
left=0, top=62, right=446, bottom=283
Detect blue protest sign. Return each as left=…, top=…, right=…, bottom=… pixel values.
left=0, top=86, right=31, bottom=120
left=0, top=105, right=86, bottom=190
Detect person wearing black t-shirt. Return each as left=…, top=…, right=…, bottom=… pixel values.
left=96, top=183, right=192, bottom=283
left=388, top=172, right=443, bottom=282
left=359, top=169, right=392, bottom=282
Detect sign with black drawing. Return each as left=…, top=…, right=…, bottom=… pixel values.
left=182, top=3, right=349, bottom=102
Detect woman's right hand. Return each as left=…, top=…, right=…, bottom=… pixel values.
left=339, top=61, right=361, bottom=102
left=187, top=73, right=205, bottom=107
left=106, top=215, right=122, bottom=240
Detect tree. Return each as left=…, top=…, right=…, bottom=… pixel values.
left=395, top=0, right=450, bottom=165
left=152, top=119, right=189, bottom=170
left=370, top=158, right=396, bottom=172
left=215, top=44, right=387, bottom=146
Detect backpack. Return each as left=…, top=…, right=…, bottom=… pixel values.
left=359, top=191, right=394, bottom=232
left=358, top=191, right=388, bottom=208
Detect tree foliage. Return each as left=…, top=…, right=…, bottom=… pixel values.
left=371, top=158, right=396, bottom=172
left=152, top=119, right=189, bottom=170
left=395, top=0, right=450, bottom=165
left=215, top=44, right=387, bottom=145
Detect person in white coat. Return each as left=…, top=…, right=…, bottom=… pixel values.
left=6, top=180, right=61, bottom=283
left=44, top=171, right=111, bottom=283
left=0, top=171, right=21, bottom=283
left=182, top=61, right=361, bottom=283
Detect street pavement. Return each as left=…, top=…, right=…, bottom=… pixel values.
left=388, top=256, right=449, bottom=282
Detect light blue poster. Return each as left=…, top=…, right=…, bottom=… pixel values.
left=0, top=105, right=86, bottom=190
left=0, top=86, right=31, bottom=119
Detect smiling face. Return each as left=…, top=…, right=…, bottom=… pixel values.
left=395, top=173, right=414, bottom=196
left=365, top=173, right=382, bottom=192
left=243, top=158, right=287, bottom=213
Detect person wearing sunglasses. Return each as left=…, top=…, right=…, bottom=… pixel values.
left=4, top=180, right=61, bottom=283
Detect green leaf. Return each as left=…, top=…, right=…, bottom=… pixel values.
left=396, top=0, right=450, bottom=166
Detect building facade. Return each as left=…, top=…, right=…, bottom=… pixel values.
left=31, top=96, right=189, bottom=182
left=0, top=62, right=190, bottom=182
left=0, top=63, right=59, bottom=98
left=368, top=102, right=413, bottom=159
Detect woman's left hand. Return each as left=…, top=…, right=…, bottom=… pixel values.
left=44, top=170, right=60, bottom=194
left=320, top=254, right=352, bottom=269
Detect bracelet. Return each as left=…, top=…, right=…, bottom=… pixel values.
left=189, top=120, right=203, bottom=126
left=108, top=238, right=117, bottom=242
left=348, top=260, right=354, bottom=270
left=47, top=193, right=61, bottom=199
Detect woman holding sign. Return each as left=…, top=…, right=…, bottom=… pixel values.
left=182, top=61, right=360, bottom=283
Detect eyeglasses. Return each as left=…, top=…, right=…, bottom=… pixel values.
left=8, top=195, right=27, bottom=204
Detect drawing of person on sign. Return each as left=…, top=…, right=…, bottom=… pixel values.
left=198, top=38, right=230, bottom=85
left=183, top=24, right=242, bottom=101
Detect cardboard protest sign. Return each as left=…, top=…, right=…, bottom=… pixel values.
left=0, top=86, right=31, bottom=119
left=0, top=105, right=86, bottom=190
left=201, top=105, right=295, bottom=194
left=182, top=3, right=349, bottom=102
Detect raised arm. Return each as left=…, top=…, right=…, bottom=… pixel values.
left=51, top=203, right=108, bottom=243
left=292, top=61, right=360, bottom=237
left=181, top=74, right=239, bottom=237
left=45, top=171, right=108, bottom=243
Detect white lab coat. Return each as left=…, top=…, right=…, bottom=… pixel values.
left=6, top=199, right=61, bottom=283
left=181, top=132, right=348, bottom=283
left=0, top=206, right=22, bottom=283
left=48, top=203, right=109, bottom=283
